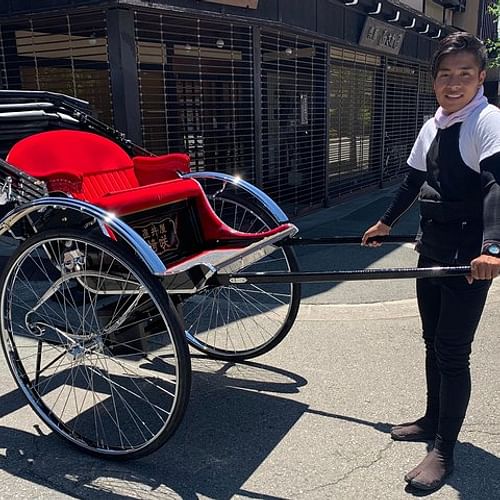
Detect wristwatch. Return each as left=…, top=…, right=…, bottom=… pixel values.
left=483, top=243, right=500, bottom=257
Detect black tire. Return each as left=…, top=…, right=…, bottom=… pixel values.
left=0, top=229, right=191, bottom=459
left=180, top=189, right=301, bottom=361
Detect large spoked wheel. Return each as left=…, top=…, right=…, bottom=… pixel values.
left=0, top=229, right=191, bottom=459
left=180, top=189, right=301, bottom=361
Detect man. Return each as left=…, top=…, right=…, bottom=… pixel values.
left=362, top=32, right=500, bottom=491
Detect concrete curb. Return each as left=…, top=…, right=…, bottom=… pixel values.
left=297, top=279, right=500, bottom=320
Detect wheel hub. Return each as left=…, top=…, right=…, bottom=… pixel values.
left=67, top=336, right=104, bottom=360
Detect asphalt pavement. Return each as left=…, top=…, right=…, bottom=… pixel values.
left=0, top=186, right=498, bottom=499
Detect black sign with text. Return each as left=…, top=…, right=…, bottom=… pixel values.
left=359, top=17, right=405, bottom=55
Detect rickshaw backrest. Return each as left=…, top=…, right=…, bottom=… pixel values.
left=6, top=130, right=191, bottom=200
left=7, top=129, right=133, bottom=176
left=7, top=129, right=137, bottom=198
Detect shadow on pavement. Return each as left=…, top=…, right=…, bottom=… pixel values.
left=0, top=359, right=308, bottom=499
left=0, top=357, right=498, bottom=499
left=306, top=407, right=500, bottom=499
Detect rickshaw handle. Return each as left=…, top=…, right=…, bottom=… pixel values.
left=286, top=235, right=416, bottom=245
left=213, top=266, right=471, bottom=286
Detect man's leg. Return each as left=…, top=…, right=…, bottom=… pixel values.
left=391, top=256, right=441, bottom=441
left=405, top=274, right=490, bottom=490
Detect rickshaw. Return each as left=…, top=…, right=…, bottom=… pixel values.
left=0, top=90, right=469, bottom=459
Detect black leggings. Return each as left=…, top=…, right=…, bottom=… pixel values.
left=416, top=255, right=491, bottom=443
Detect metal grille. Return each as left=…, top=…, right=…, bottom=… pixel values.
left=260, top=30, right=327, bottom=214
left=0, top=25, right=7, bottom=89
left=0, top=6, right=439, bottom=215
left=382, top=58, right=420, bottom=181
left=328, top=48, right=432, bottom=199
left=0, top=11, right=112, bottom=124
left=417, top=68, right=437, bottom=127
left=328, top=47, right=384, bottom=198
left=134, top=11, right=255, bottom=181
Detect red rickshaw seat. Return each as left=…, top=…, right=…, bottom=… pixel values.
left=6, top=129, right=291, bottom=243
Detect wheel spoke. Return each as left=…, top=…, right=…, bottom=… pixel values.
left=0, top=230, right=189, bottom=458
left=181, top=190, right=299, bottom=360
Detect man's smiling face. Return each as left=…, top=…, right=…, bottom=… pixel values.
left=433, top=51, right=486, bottom=114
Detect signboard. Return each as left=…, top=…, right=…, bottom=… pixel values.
left=137, top=216, right=179, bottom=256
left=359, top=17, right=405, bottom=55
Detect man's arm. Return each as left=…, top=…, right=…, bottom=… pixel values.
left=468, top=152, right=500, bottom=282
left=362, top=167, right=425, bottom=247
left=380, top=167, right=426, bottom=227
left=480, top=152, right=500, bottom=246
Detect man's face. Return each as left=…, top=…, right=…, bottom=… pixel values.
left=433, top=51, right=486, bottom=114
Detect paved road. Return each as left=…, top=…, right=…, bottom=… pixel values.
left=0, top=187, right=498, bottom=499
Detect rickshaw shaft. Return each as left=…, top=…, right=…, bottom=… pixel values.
left=213, top=266, right=471, bottom=285
left=283, top=235, right=416, bottom=245
left=218, top=235, right=416, bottom=248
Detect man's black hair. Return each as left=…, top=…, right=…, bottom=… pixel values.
left=431, top=31, right=487, bottom=79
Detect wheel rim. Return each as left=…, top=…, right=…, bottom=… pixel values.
left=1, top=235, right=186, bottom=456
left=182, top=195, right=298, bottom=359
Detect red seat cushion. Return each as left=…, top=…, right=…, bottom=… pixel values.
left=7, top=130, right=134, bottom=179
left=87, top=178, right=202, bottom=215
left=7, top=130, right=140, bottom=199
left=81, top=167, right=139, bottom=199
left=133, top=153, right=190, bottom=184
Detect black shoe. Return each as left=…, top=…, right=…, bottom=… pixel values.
left=405, top=435, right=455, bottom=491
left=409, top=466, right=454, bottom=491
left=405, top=452, right=454, bottom=490
left=390, top=418, right=436, bottom=442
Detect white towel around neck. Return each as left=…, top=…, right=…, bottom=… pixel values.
left=434, top=86, right=488, bottom=129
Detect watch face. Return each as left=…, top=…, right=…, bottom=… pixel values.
left=487, top=244, right=500, bottom=256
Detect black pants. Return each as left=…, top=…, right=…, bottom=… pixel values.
left=416, top=255, right=491, bottom=443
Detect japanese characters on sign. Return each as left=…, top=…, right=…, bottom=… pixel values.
left=359, top=17, right=405, bottom=55
left=139, top=216, right=179, bottom=256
